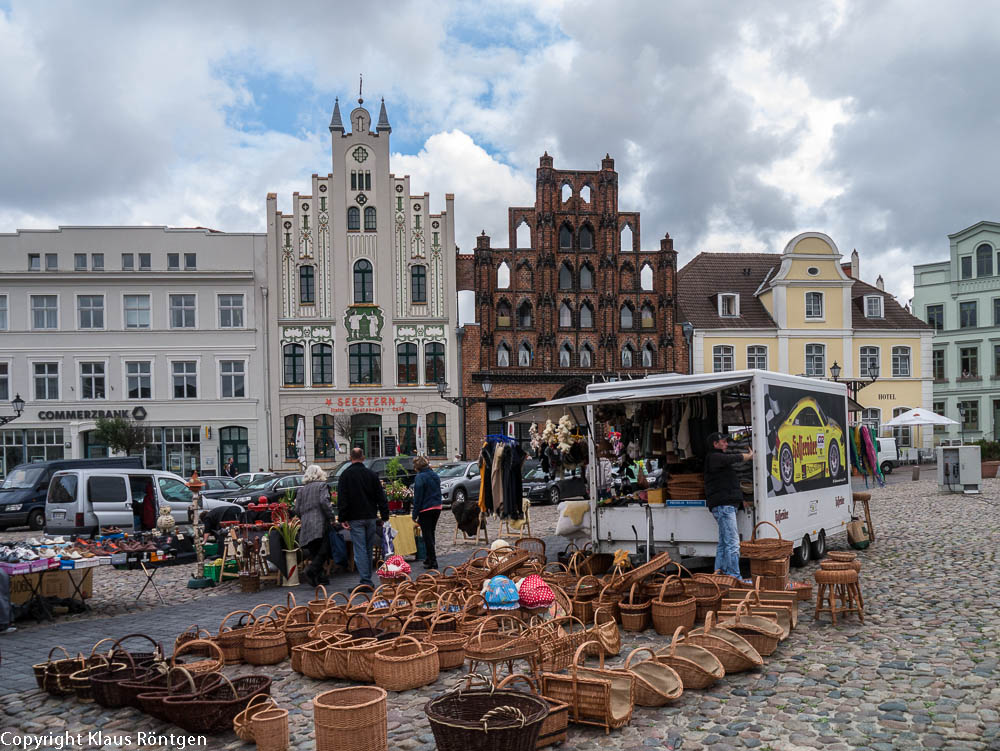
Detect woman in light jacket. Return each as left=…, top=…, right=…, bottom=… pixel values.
left=294, top=464, right=334, bottom=586
left=411, top=456, right=442, bottom=569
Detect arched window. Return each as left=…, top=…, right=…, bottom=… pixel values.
left=559, top=224, right=573, bottom=250
left=347, top=206, right=360, bottom=231
left=284, top=414, right=304, bottom=459
left=642, top=343, right=655, bottom=368
left=397, top=343, right=418, bottom=385
left=518, top=342, right=532, bottom=367
left=641, top=304, right=655, bottom=328
left=580, top=344, right=593, bottom=368
left=561, top=183, right=572, bottom=202
left=621, top=344, right=634, bottom=368
left=620, top=303, right=634, bottom=329
left=559, top=343, right=573, bottom=368
left=311, top=343, right=333, bottom=386
left=977, top=243, right=993, bottom=277
left=283, top=344, right=304, bottom=386
left=497, top=343, right=510, bottom=367
left=299, top=265, right=315, bottom=304
left=516, top=220, right=530, bottom=248
left=425, top=342, right=446, bottom=384
left=580, top=302, right=594, bottom=328
left=640, top=263, right=654, bottom=291
left=364, top=206, right=377, bottom=231
left=354, top=259, right=373, bottom=303
left=349, top=342, right=381, bottom=384
left=620, top=223, right=633, bottom=252
left=314, top=414, right=336, bottom=459
left=427, top=412, right=447, bottom=456
left=518, top=301, right=532, bottom=327
left=580, top=185, right=591, bottom=203
left=580, top=263, right=594, bottom=290
left=497, top=301, right=512, bottom=327
left=411, top=265, right=427, bottom=303
left=497, top=261, right=511, bottom=289
left=559, top=302, right=573, bottom=327
left=579, top=225, right=593, bottom=250
left=559, top=262, right=573, bottom=290
left=398, top=412, right=417, bottom=455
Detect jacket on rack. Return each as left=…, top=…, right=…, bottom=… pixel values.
left=502, top=443, right=526, bottom=519
left=491, top=443, right=507, bottom=516
left=478, top=441, right=495, bottom=514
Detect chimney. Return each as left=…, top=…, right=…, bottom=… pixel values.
left=876, top=275, right=884, bottom=291
left=476, top=230, right=491, bottom=251
left=851, top=249, right=859, bottom=279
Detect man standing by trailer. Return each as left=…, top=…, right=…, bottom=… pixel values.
left=705, top=431, right=753, bottom=582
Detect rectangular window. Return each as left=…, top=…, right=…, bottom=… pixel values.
left=712, top=345, right=734, bottom=373
left=124, top=294, right=151, bottom=329
left=351, top=171, right=357, bottom=191
left=169, top=294, right=196, bottom=328
left=171, top=361, right=197, bottom=399
left=926, top=304, right=944, bottom=331
left=0, top=295, right=7, bottom=331
left=80, top=362, right=106, bottom=400
left=994, top=299, right=1000, bottom=327
left=960, top=301, right=977, bottom=328
left=805, top=343, right=826, bottom=377
left=91, top=253, right=104, bottom=271
left=805, top=291, right=824, bottom=319
left=138, top=253, right=151, bottom=271
left=122, top=253, right=134, bottom=271
left=864, top=296, right=884, bottom=319
left=960, top=347, right=978, bottom=378
left=184, top=253, right=197, bottom=270
left=932, top=401, right=946, bottom=433
left=28, top=253, right=40, bottom=271
left=411, top=266, right=427, bottom=303
left=31, top=295, right=58, bottom=329
left=34, top=362, right=59, bottom=400
left=959, top=400, right=979, bottom=430
left=932, top=349, right=945, bottom=380
left=220, top=360, right=245, bottom=398
left=891, top=346, right=911, bottom=377
left=218, top=294, right=245, bottom=328
left=45, top=253, right=57, bottom=271
left=167, top=253, right=180, bottom=270
left=719, top=294, right=738, bottom=317
left=961, top=256, right=972, bottom=279
left=0, top=362, right=8, bottom=401
left=859, top=346, right=879, bottom=378
left=747, top=345, right=767, bottom=370
left=311, top=345, right=334, bottom=386
left=892, top=407, right=912, bottom=448
left=126, top=361, right=151, bottom=399
left=74, top=253, right=87, bottom=271
left=77, top=295, right=104, bottom=329
left=995, top=345, right=1000, bottom=379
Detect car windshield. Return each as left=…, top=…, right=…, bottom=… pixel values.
left=524, top=467, right=547, bottom=481
left=437, top=464, right=467, bottom=478
left=1, top=466, right=45, bottom=489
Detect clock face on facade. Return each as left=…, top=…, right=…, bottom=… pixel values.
left=353, top=146, right=368, bottom=163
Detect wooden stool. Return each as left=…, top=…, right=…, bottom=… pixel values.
left=454, top=512, right=490, bottom=546
left=852, top=492, right=875, bottom=542
left=501, top=500, right=533, bottom=539
left=814, top=568, right=863, bottom=624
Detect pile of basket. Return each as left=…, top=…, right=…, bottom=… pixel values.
left=740, top=521, right=794, bottom=590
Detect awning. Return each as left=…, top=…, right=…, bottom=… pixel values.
left=847, top=396, right=865, bottom=413
left=506, top=376, right=752, bottom=424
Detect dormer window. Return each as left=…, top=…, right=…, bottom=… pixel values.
left=864, top=295, right=884, bottom=319
left=719, top=293, right=739, bottom=317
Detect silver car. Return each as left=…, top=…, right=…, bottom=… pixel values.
left=437, top=461, right=481, bottom=508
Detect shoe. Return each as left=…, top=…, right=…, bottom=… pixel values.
left=68, top=551, right=82, bottom=560
left=26, top=538, right=42, bottom=547
left=41, top=537, right=55, bottom=545
left=51, top=536, right=66, bottom=544
left=0, top=626, right=16, bottom=634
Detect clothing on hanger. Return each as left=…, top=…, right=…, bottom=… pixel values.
left=503, top=443, right=526, bottom=520
left=491, top=442, right=507, bottom=517
left=479, top=441, right=496, bottom=514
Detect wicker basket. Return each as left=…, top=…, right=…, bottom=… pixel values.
left=162, top=672, right=272, bottom=735
left=326, top=637, right=385, bottom=682
left=68, top=654, right=117, bottom=703
left=171, top=639, right=225, bottom=675
left=240, top=572, right=260, bottom=593
left=826, top=551, right=857, bottom=562
left=587, top=608, right=621, bottom=658
left=496, top=673, right=569, bottom=749
left=134, top=667, right=221, bottom=722
left=685, top=611, right=763, bottom=674
left=740, top=521, right=794, bottom=559
left=315, top=687, right=388, bottom=751
left=233, top=694, right=277, bottom=743
left=622, top=647, right=683, bottom=707
left=216, top=610, right=254, bottom=665
left=540, top=642, right=635, bottom=734
left=426, top=615, right=468, bottom=671
left=650, top=577, right=696, bottom=636
left=33, top=646, right=86, bottom=697
left=619, top=583, right=651, bottom=633
left=532, top=615, right=588, bottom=672
left=371, top=635, right=440, bottom=691
left=750, top=557, right=790, bottom=577
left=425, top=683, right=550, bottom=751
left=654, top=626, right=725, bottom=690
left=108, top=633, right=165, bottom=667
left=570, top=575, right=601, bottom=623
left=253, top=707, right=289, bottom=751
left=307, top=584, right=331, bottom=617
left=283, top=605, right=317, bottom=648
left=243, top=616, right=289, bottom=666
left=90, top=652, right=150, bottom=709
left=717, top=602, right=782, bottom=656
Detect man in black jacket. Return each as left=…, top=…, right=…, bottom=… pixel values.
left=704, top=432, right=753, bottom=581
left=338, top=447, right=390, bottom=588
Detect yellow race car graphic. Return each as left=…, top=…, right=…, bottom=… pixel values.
left=769, top=397, right=845, bottom=487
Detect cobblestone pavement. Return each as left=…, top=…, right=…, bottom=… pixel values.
left=2, top=478, right=998, bottom=751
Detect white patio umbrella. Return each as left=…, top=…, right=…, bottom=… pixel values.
left=296, top=416, right=307, bottom=469
left=883, top=408, right=958, bottom=427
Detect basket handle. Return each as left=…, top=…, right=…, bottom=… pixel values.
left=386, top=594, right=414, bottom=613
left=90, top=638, right=117, bottom=657
left=172, top=639, right=223, bottom=667
left=285, top=591, right=298, bottom=609
left=346, top=588, right=373, bottom=608
left=693, top=573, right=722, bottom=597
left=201, top=670, right=238, bottom=700
left=399, top=614, right=430, bottom=635
left=571, top=641, right=599, bottom=677
left=165, top=665, right=197, bottom=696
left=248, top=602, right=274, bottom=620
left=496, top=672, right=539, bottom=694
left=110, top=633, right=161, bottom=655
left=627, top=581, right=643, bottom=605
left=328, top=591, right=350, bottom=607
left=656, top=574, right=681, bottom=601
left=751, top=520, right=783, bottom=541
left=387, top=634, right=423, bottom=652
left=573, top=574, right=599, bottom=598
left=479, top=705, right=526, bottom=730
left=345, top=612, right=374, bottom=631
left=375, top=613, right=404, bottom=631
left=704, top=610, right=717, bottom=632
left=219, top=610, right=254, bottom=634
left=283, top=606, right=312, bottom=627
left=669, top=625, right=686, bottom=656
left=312, top=584, right=328, bottom=602
left=593, top=607, right=614, bottom=626
left=43, top=646, right=71, bottom=663
left=624, top=646, right=657, bottom=669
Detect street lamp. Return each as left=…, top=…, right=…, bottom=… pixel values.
left=0, top=394, right=25, bottom=427
left=829, top=361, right=842, bottom=382
left=437, top=378, right=493, bottom=460
left=958, top=403, right=966, bottom=445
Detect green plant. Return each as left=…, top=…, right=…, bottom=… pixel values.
left=273, top=516, right=300, bottom=551
left=281, top=488, right=297, bottom=507
left=974, top=439, right=1000, bottom=461
left=386, top=455, right=405, bottom=482
left=94, top=416, right=150, bottom=456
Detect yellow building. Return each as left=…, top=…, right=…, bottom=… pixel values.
left=678, top=232, right=934, bottom=450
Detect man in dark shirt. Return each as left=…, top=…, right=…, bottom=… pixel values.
left=704, top=431, right=753, bottom=581
left=337, top=447, right=390, bottom=588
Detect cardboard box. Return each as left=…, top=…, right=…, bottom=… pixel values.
left=9, top=570, right=95, bottom=605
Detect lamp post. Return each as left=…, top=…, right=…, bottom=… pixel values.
left=186, top=471, right=213, bottom=588
left=958, top=403, right=966, bottom=445
left=0, top=394, right=25, bottom=427
left=437, top=377, right=493, bottom=460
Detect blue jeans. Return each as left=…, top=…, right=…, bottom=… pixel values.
left=711, top=505, right=741, bottom=578
left=348, top=519, right=378, bottom=588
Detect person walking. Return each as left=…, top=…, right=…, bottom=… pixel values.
left=704, top=431, right=753, bottom=582
left=294, top=464, right=335, bottom=587
left=411, top=456, right=442, bottom=569
left=338, top=448, right=390, bottom=588
left=224, top=457, right=237, bottom=478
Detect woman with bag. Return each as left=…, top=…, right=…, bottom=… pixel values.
left=411, top=456, right=442, bottom=569
left=295, top=464, right=334, bottom=586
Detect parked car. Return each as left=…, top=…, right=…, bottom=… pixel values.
left=525, top=466, right=588, bottom=505
left=217, top=474, right=304, bottom=507
left=233, top=471, right=276, bottom=487
left=196, top=476, right=243, bottom=499
left=1, top=457, right=144, bottom=531
left=436, top=461, right=481, bottom=508
left=44, top=468, right=240, bottom=536
left=877, top=437, right=898, bottom=475
left=328, top=456, right=417, bottom=491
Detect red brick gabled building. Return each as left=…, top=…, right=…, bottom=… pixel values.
left=455, top=153, right=688, bottom=455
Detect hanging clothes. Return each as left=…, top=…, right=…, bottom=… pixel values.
left=503, top=443, right=526, bottom=520
left=677, top=400, right=692, bottom=457
left=478, top=441, right=496, bottom=514
left=491, top=443, right=507, bottom=517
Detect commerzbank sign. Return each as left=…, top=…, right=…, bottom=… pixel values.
left=37, top=407, right=148, bottom=421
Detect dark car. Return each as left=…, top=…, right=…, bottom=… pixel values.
left=525, top=466, right=588, bottom=505
left=197, top=476, right=243, bottom=499
left=328, top=456, right=417, bottom=491
left=217, top=473, right=304, bottom=507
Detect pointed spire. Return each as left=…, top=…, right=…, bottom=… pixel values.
left=329, top=98, right=344, bottom=133
left=377, top=97, right=391, bottom=133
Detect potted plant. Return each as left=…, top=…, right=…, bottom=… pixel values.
left=271, top=506, right=301, bottom=587
left=976, top=439, right=1000, bottom=478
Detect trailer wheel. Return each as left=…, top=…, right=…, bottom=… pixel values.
left=810, top=529, right=827, bottom=559
left=791, top=534, right=811, bottom=568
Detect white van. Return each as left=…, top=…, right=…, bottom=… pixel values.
left=44, top=468, right=240, bottom=536
left=877, top=436, right=898, bottom=475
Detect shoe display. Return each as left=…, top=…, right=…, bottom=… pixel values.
left=25, top=538, right=42, bottom=547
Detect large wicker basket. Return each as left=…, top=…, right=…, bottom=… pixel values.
left=740, top=521, right=794, bottom=559
left=243, top=616, right=289, bottom=666
left=618, top=583, right=651, bottom=633
left=622, top=647, right=683, bottom=707
left=371, top=635, right=439, bottom=692
left=425, top=684, right=549, bottom=751
left=315, top=687, right=388, bottom=751
left=650, top=577, right=696, bottom=635
left=540, top=642, right=635, bottom=734
left=684, top=611, right=763, bottom=674
left=497, top=673, right=570, bottom=749
left=216, top=610, right=255, bottom=665
left=654, top=626, right=725, bottom=690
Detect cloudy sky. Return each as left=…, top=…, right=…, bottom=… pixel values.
left=2, top=0, right=998, bottom=304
